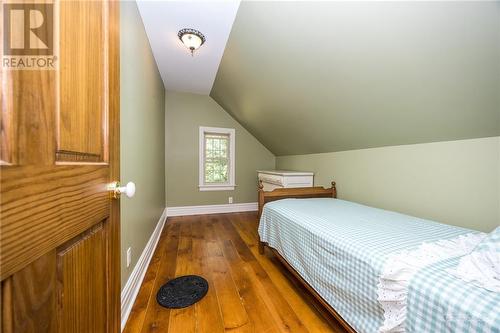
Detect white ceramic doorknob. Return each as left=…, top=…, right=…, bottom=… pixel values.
left=119, top=181, right=136, bottom=198
left=108, top=181, right=136, bottom=199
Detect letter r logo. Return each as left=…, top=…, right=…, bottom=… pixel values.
left=3, top=3, right=53, bottom=56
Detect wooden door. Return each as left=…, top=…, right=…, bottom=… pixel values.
left=0, top=1, right=120, bottom=332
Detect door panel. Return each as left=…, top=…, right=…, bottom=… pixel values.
left=1, top=252, right=57, bottom=333
left=57, top=222, right=107, bottom=333
left=1, top=1, right=120, bottom=332
left=58, top=0, right=107, bottom=162
left=0, top=70, right=56, bottom=166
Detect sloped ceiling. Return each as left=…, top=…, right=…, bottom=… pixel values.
left=211, top=1, right=500, bottom=156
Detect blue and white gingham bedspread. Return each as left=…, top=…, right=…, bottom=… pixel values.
left=258, top=198, right=480, bottom=333
left=407, top=257, right=500, bottom=333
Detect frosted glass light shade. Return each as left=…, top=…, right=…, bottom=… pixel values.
left=181, top=33, right=203, bottom=50
left=178, top=28, right=206, bottom=55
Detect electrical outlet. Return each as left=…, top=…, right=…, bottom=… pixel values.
left=126, top=247, right=132, bottom=268
left=228, top=196, right=233, bottom=204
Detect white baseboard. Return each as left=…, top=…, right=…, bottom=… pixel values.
left=166, top=202, right=258, bottom=217
left=121, top=208, right=167, bottom=331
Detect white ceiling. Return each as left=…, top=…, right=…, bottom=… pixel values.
left=136, top=0, right=240, bottom=95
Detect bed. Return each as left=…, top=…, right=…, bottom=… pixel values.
left=257, top=181, right=499, bottom=333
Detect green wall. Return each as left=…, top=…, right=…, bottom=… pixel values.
left=165, top=91, right=275, bottom=207
left=120, top=2, right=165, bottom=288
left=277, top=137, right=500, bottom=232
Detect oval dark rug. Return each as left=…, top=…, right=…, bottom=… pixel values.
left=156, top=275, right=209, bottom=309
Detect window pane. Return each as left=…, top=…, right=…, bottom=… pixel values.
left=205, top=133, right=229, bottom=183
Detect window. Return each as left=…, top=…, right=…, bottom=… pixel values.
left=199, top=126, right=235, bottom=191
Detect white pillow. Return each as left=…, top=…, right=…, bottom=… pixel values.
left=451, top=226, right=500, bottom=292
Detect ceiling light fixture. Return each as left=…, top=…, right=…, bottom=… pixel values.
left=178, top=28, right=206, bottom=56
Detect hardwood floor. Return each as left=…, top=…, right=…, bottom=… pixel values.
left=123, top=212, right=348, bottom=333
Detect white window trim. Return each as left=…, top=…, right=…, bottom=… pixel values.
left=199, top=126, right=236, bottom=191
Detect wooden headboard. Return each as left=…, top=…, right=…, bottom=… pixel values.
left=258, top=180, right=337, bottom=218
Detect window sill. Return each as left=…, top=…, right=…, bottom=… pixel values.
left=199, top=184, right=236, bottom=191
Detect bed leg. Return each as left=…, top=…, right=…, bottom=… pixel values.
left=258, top=241, right=265, bottom=255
